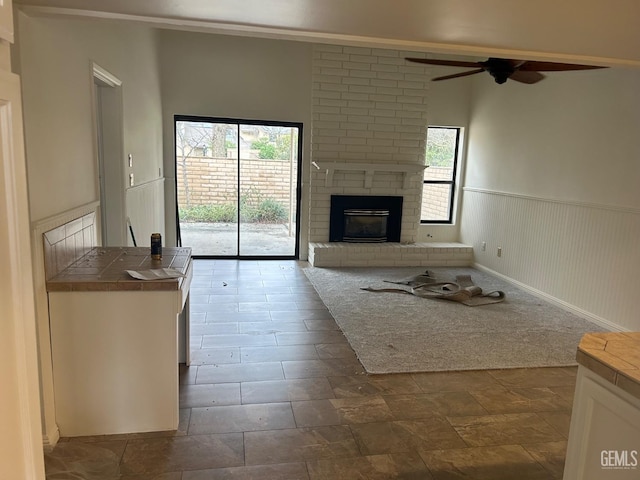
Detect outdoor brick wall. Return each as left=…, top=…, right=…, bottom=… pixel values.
left=176, top=156, right=297, bottom=207
left=309, top=44, right=431, bottom=243
left=421, top=166, right=454, bottom=220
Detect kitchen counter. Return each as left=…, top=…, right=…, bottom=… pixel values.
left=47, top=246, right=193, bottom=437
left=46, top=246, right=192, bottom=292
left=563, top=332, right=640, bottom=479
left=576, top=332, right=640, bottom=401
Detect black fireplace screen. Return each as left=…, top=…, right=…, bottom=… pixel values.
left=343, top=209, right=389, bottom=242
left=329, top=195, right=403, bottom=242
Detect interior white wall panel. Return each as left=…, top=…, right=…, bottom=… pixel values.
left=15, top=13, right=163, bottom=223
left=461, top=188, right=640, bottom=331
left=126, top=178, right=165, bottom=247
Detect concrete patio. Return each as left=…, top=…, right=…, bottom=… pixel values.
left=179, top=222, right=297, bottom=257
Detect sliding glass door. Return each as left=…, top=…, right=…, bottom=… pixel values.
left=175, top=116, right=301, bottom=258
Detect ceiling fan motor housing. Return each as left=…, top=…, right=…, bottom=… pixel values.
left=483, top=58, right=515, bottom=84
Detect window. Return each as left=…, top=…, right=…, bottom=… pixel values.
left=421, top=126, right=461, bottom=223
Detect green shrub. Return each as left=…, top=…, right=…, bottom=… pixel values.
left=179, top=203, right=237, bottom=223
left=180, top=197, right=288, bottom=224
left=251, top=199, right=288, bottom=223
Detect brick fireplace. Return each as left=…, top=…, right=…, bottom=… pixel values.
left=307, top=44, right=473, bottom=267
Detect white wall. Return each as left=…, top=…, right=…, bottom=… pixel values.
left=465, top=69, right=640, bottom=205
left=157, top=30, right=313, bottom=252
left=16, top=14, right=164, bottom=225
left=417, top=68, right=471, bottom=242
left=461, top=67, right=640, bottom=331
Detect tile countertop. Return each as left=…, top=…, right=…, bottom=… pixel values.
left=577, top=332, right=640, bottom=401
left=46, top=247, right=192, bottom=292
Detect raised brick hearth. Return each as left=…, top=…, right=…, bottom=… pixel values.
left=308, top=242, right=473, bottom=267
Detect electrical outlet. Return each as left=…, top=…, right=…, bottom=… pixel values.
left=497, top=246, right=502, bottom=257
left=481, top=242, right=486, bottom=252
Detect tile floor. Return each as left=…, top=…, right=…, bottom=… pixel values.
left=45, top=260, right=577, bottom=479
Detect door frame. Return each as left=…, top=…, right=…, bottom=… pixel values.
left=0, top=69, right=46, bottom=478
left=91, top=63, right=126, bottom=246
left=174, top=115, right=303, bottom=259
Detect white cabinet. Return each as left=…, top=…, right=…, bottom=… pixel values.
left=47, top=247, right=193, bottom=437
left=49, top=289, right=189, bottom=436
left=563, top=333, right=640, bottom=479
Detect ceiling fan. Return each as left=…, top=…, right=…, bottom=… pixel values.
left=405, top=57, right=606, bottom=84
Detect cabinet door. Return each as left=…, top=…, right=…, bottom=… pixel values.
left=0, top=0, right=13, bottom=43
left=563, top=367, right=640, bottom=480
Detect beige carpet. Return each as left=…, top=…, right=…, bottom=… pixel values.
left=303, top=266, right=606, bottom=374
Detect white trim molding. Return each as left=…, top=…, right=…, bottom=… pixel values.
left=473, top=263, right=625, bottom=333
left=0, top=69, right=45, bottom=478
left=92, top=62, right=122, bottom=87
left=463, top=186, right=640, bottom=215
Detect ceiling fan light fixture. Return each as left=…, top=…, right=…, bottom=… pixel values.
left=488, top=68, right=513, bottom=84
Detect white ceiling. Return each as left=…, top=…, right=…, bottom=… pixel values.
left=13, top=0, right=640, bottom=67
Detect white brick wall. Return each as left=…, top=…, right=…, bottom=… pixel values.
left=309, top=242, right=474, bottom=267
left=310, top=45, right=431, bottom=245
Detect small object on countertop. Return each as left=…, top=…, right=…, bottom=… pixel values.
left=151, top=233, right=162, bottom=260
left=126, top=268, right=185, bottom=280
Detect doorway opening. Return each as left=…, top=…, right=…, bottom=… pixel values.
left=92, top=63, right=125, bottom=246
left=175, top=116, right=302, bottom=258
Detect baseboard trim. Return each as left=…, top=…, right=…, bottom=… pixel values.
left=473, top=263, right=626, bottom=333
left=42, top=426, right=60, bottom=449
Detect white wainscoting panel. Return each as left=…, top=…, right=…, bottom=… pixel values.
left=460, top=188, right=640, bottom=332
left=126, top=178, right=165, bottom=247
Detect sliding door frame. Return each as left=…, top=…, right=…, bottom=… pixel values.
left=174, top=114, right=303, bottom=260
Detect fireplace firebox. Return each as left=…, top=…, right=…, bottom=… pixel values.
left=329, top=195, right=403, bottom=243
left=343, top=209, right=389, bottom=242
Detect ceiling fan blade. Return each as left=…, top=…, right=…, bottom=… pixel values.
left=406, top=57, right=482, bottom=68
left=517, top=61, right=606, bottom=72
left=509, top=70, right=545, bottom=84
left=432, top=69, right=485, bottom=82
